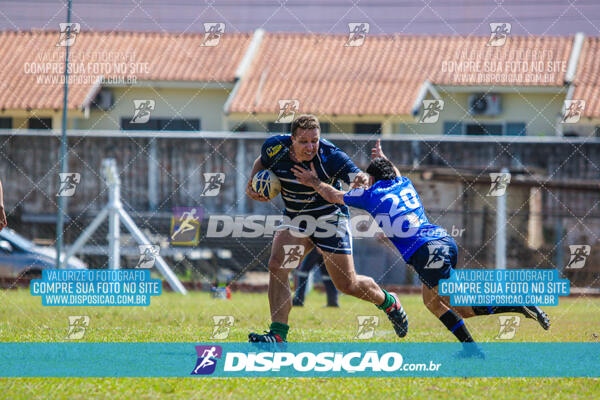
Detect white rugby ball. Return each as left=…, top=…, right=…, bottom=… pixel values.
left=252, top=169, right=281, bottom=199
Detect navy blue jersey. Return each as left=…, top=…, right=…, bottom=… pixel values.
left=343, top=176, right=448, bottom=261
left=260, top=135, right=360, bottom=217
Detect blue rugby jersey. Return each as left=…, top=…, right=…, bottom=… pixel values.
left=343, top=176, right=448, bottom=261
left=260, top=135, right=360, bottom=217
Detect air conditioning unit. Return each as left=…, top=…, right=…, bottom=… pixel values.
left=468, top=93, right=501, bottom=116
left=92, top=89, right=114, bottom=111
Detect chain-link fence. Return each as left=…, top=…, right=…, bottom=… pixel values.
left=2, top=131, right=598, bottom=287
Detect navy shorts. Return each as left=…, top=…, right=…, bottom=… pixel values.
left=406, top=236, right=457, bottom=289
left=278, top=213, right=353, bottom=255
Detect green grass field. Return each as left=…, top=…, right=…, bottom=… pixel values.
left=1, top=289, right=599, bottom=399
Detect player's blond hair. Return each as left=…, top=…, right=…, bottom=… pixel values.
left=291, top=114, right=320, bottom=136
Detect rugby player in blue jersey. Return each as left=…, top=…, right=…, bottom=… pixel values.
left=246, top=115, right=408, bottom=342
left=293, top=139, right=550, bottom=351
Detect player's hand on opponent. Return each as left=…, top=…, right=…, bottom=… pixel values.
left=0, top=205, right=6, bottom=231
left=292, top=163, right=320, bottom=188
left=245, top=181, right=269, bottom=202
left=371, top=139, right=387, bottom=160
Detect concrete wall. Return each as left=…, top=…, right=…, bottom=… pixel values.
left=3, top=87, right=598, bottom=137
left=2, top=134, right=599, bottom=214
left=227, top=91, right=575, bottom=136
left=396, top=91, right=567, bottom=136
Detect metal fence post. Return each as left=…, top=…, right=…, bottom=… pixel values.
left=106, top=160, right=121, bottom=269
left=148, top=138, right=158, bottom=211
left=236, top=137, right=246, bottom=214
left=555, top=217, right=564, bottom=271
left=56, top=0, right=73, bottom=268
left=411, top=140, right=420, bottom=168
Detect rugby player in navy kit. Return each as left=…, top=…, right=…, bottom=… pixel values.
left=246, top=115, right=408, bottom=342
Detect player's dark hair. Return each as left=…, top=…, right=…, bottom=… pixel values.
left=366, top=157, right=397, bottom=182
left=291, top=114, right=320, bottom=136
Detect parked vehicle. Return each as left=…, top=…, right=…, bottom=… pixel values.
left=0, top=228, right=87, bottom=278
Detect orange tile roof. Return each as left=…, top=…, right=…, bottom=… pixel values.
left=572, top=37, right=600, bottom=119
left=4, top=31, right=597, bottom=117
left=0, top=30, right=251, bottom=110
left=228, top=33, right=574, bottom=116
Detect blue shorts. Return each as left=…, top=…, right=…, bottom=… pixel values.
left=279, top=213, right=353, bottom=255
left=406, top=236, right=457, bottom=288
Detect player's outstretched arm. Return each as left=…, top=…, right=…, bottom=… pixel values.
left=371, top=139, right=401, bottom=178
left=246, top=156, right=269, bottom=202
left=292, top=163, right=346, bottom=205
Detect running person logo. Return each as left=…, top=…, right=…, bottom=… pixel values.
left=281, top=245, right=305, bottom=269
left=487, top=172, right=511, bottom=196
left=57, top=173, right=81, bottom=197
left=275, top=100, right=299, bottom=124
left=211, top=316, right=234, bottom=339
left=201, top=23, right=225, bottom=47
left=355, top=315, right=379, bottom=339
left=487, top=22, right=511, bottom=47
left=201, top=173, right=225, bottom=196
left=65, top=316, right=90, bottom=340
left=566, top=245, right=591, bottom=269
left=562, top=100, right=585, bottom=123
left=419, top=100, right=444, bottom=123
left=136, top=245, right=160, bottom=268
left=130, top=100, right=155, bottom=124
left=424, top=244, right=449, bottom=270
left=191, top=345, right=223, bottom=375
left=57, top=23, right=80, bottom=47
left=170, top=207, right=202, bottom=246
left=496, top=315, right=520, bottom=339
left=345, top=23, right=369, bottom=47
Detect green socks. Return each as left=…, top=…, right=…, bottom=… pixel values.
left=270, top=322, right=289, bottom=341
left=377, top=289, right=395, bottom=311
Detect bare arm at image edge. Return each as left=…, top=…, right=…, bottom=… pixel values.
left=0, top=178, right=7, bottom=230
